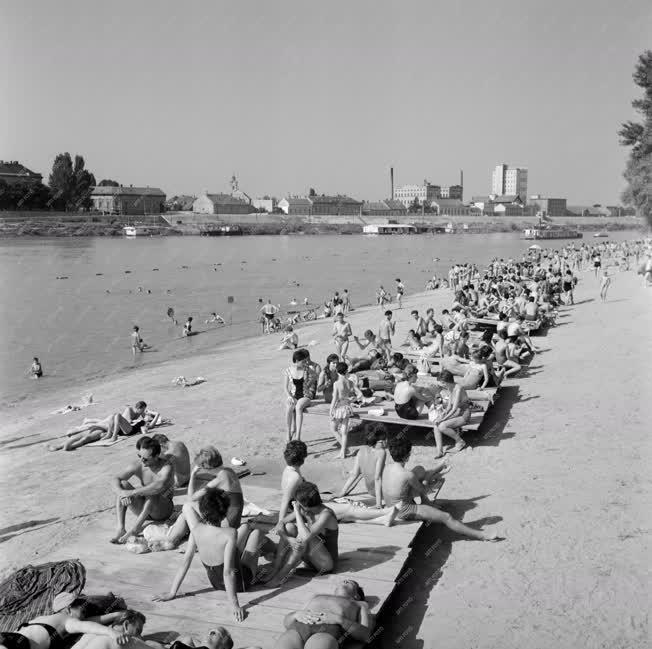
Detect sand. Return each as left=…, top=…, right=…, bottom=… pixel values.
left=1, top=268, right=650, bottom=649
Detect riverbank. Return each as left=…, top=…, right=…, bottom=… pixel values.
left=1, top=266, right=650, bottom=648
left=0, top=210, right=645, bottom=237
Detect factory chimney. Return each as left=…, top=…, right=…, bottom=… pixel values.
left=390, top=167, right=394, bottom=200
left=460, top=169, right=464, bottom=200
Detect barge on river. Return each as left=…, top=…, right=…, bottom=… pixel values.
left=363, top=223, right=417, bottom=235
left=523, top=225, right=582, bottom=240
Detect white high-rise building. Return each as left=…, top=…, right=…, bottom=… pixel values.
left=492, top=164, right=528, bottom=202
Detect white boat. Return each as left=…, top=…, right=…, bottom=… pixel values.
left=593, top=231, right=608, bottom=238
left=123, top=226, right=138, bottom=237
left=363, top=224, right=417, bottom=235
left=123, top=224, right=161, bottom=236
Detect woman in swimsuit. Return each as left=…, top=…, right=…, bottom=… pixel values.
left=153, top=488, right=267, bottom=622
left=166, top=446, right=245, bottom=548
left=0, top=593, right=129, bottom=649
left=317, top=354, right=339, bottom=403
left=434, top=370, right=473, bottom=457
left=261, top=482, right=340, bottom=588
left=460, top=351, right=489, bottom=390
left=393, top=365, right=437, bottom=420
left=276, top=580, right=371, bottom=649
left=284, top=349, right=316, bottom=442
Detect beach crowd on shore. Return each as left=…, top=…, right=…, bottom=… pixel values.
left=4, top=237, right=650, bottom=649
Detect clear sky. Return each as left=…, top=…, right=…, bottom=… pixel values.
left=2, top=0, right=651, bottom=204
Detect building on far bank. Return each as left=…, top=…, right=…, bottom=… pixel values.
left=528, top=196, right=567, bottom=217
left=492, top=164, right=528, bottom=202
left=440, top=185, right=463, bottom=200
left=91, top=185, right=166, bottom=214
left=193, top=191, right=251, bottom=215
left=0, top=160, right=43, bottom=185
left=277, top=197, right=313, bottom=215
left=310, top=194, right=363, bottom=216
left=430, top=199, right=475, bottom=216
left=566, top=205, right=612, bottom=218
left=362, top=200, right=408, bottom=217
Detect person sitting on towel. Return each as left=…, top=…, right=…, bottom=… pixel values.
left=109, top=436, right=174, bottom=544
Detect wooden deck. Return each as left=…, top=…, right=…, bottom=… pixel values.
left=48, top=484, right=421, bottom=649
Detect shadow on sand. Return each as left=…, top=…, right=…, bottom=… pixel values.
left=369, top=496, right=502, bottom=649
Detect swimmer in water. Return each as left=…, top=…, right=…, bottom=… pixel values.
left=30, top=357, right=43, bottom=379
left=205, top=312, right=225, bottom=325
left=290, top=298, right=298, bottom=306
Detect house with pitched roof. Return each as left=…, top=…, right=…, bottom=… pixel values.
left=310, top=194, right=363, bottom=216
left=91, top=185, right=166, bottom=214
left=0, top=160, right=43, bottom=185
left=193, top=192, right=252, bottom=215
left=277, top=197, right=313, bottom=215
left=430, top=199, right=476, bottom=216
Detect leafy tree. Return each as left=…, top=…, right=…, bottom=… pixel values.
left=619, top=50, right=652, bottom=226
left=408, top=196, right=421, bottom=213
left=0, top=180, right=50, bottom=210
left=309, top=187, right=316, bottom=197
left=47, top=153, right=96, bottom=210
left=99, top=179, right=119, bottom=186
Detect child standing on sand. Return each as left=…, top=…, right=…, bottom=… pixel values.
left=30, top=357, right=43, bottom=379
left=330, top=362, right=354, bottom=458
left=599, top=270, right=611, bottom=302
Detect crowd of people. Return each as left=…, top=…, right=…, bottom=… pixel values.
left=17, top=237, right=650, bottom=649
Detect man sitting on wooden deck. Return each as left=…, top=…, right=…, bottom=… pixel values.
left=382, top=436, right=500, bottom=541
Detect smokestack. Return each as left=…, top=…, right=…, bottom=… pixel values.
left=460, top=169, right=464, bottom=201
left=390, top=167, right=394, bottom=200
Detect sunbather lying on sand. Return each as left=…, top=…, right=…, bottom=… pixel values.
left=110, top=436, right=175, bottom=544
left=383, top=436, right=500, bottom=541
left=69, top=611, right=148, bottom=649
left=153, top=491, right=267, bottom=623
left=274, top=580, right=371, bottom=649
left=274, top=441, right=396, bottom=531
left=0, top=592, right=131, bottom=649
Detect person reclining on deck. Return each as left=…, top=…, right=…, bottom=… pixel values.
left=69, top=611, right=148, bottom=649
left=275, top=580, right=371, bottom=649
left=382, top=436, right=499, bottom=541
left=166, top=446, right=245, bottom=549
left=0, top=593, right=132, bottom=649
left=110, top=436, right=174, bottom=544
left=271, top=441, right=396, bottom=536
left=153, top=490, right=267, bottom=623
left=166, top=626, right=261, bottom=649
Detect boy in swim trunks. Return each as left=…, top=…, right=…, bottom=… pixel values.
left=30, top=357, right=43, bottom=379
left=377, top=310, right=395, bottom=362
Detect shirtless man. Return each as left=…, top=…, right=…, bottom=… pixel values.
left=410, top=310, right=427, bottom=338
left=275, top=580, right=371, bottom=649
left=110, top=436, right=174, bottom=544
left=493, top=330, right=521, bottom=378
left=69, top=611, right=147, bottom=649
left=151, top=434, right=191, bottom=487
left=395, top=279, right=405, bottom=309
left=382, top=436, right=499, bottom=540
left=377, top=310, right=395, bottom=362
left=260, top=299, right=279, bottom=334
left=331, top=313, right=352, bottom=360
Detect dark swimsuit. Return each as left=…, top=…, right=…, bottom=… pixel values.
left=292, top=376, right=305, bottom=399
left=0, top=623, right=65, bottom=649
left=304, top=524, right=339, bottom=570
left=202, top=557, right=253, bottom=592
left=288, top=621, right=345, bottom=644
left=395, top=398, right=419, bottom=420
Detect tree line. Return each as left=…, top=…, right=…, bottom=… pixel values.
left=0, top=153, right=118, bottom=211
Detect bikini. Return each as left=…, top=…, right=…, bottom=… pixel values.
left=0, top=623, right=66, bottom=649
left=395, top=399, right=420, bottom=420
left=288, top=621, right=345, bottom=644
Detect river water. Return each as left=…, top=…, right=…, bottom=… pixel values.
left=0, top=232, right=635, bottom=404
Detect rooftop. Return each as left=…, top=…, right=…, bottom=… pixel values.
left=91, top=186, right=165, bottom=196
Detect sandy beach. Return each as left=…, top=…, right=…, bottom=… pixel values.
left=1, top=267, right=650, bottom=648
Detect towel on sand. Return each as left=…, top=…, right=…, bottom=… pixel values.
left=172, top=376, right=206, bottom=387
left=0, top=560, right=86, bottom=631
